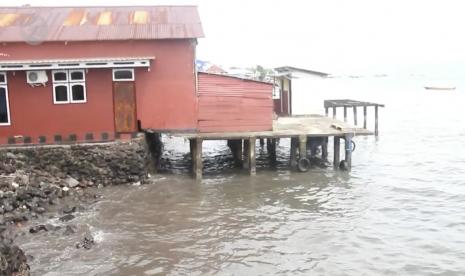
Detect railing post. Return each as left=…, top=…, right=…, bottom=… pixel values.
left=363, top=106, right=367, bottom=129
left=353, top=106, right=358, bottom=126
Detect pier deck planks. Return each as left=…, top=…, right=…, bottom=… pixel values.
left=175, top=115, right=372, bottom=140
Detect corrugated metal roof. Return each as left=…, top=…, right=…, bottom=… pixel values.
left=274, top=66, right=329, bottom=77
left=0, top=56, right=154, bottom=71
left=0, top=6, right=204, bottom=43
left=0, top=56, right=155, bottom=65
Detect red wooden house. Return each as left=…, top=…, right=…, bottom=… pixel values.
left=0, top=6, right=274, bottom=146
left=0, top=6, right=203, bottom=145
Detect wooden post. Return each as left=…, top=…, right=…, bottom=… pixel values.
left=375, top=105, right=379, bottom=136
left=267, top=138, right=277, bottom=162
left=243, top=139, right=250, bottom=169
left=299, top=135, right=307, bottom=159
left=333, top=136, right=340, bottom=169
left=363, top=106, right=367, bottom=129
left=228, top=139, right=243, bottom=167
left=290, top=137, right=298, bottom=168
left=344, top=134, right=353, bottom=170
left=353, top=106, right=358, bottom=126
left=325, top=107, right=329, bottom=117
left=193, top=138, right=203, bottom=180
left=259, top=138, right=265, bottom=147
left=189, top=139, right=195, bottom=170
left=343, top=106, right=347, bottom=122
left=322, top=137, right=328, bottom=160
left=332, top=107, right=337, bottom=119
left=248, top=137, right=256, bottom=175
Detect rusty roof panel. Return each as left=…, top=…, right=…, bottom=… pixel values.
left=96, top=11, right=112, bottom=25
left=0, top=6, right=204, bottom=42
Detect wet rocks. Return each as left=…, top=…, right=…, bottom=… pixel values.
left=0, top=139, right=150, bottom=188
left=0, top=138, right=153, bottom=273
left=29, top=225, right=47, bottom=234
left=75, top=233, right=94, bottom=250
left=0, top=243, right=30, bottom=275
left=62, top=205, right=76, bottom=214
left=64, top=177, right=79, bottom=188
left=63, top=225, right=76, bottom=236
left=59, top=214, right=75, bottom=222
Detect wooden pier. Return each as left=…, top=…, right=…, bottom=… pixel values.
left=175, top=115, right=373, bottom=179
left=324, top=99, right=385, bottom=136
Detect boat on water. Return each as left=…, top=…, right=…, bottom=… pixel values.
left=424, top=86, right=456, bottom=91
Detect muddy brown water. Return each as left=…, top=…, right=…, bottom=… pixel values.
left=17, top=76, right=465, bottom=275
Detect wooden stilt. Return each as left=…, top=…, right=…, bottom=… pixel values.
left=267, top=138, right=277, bottom=162
left=299, top=135, right=307, bottom=159
left=228, top=139, right=243, bottom=167
left=248, top=137, right=256, bottom=175
left=290, top=137, right=298, bottom=168
left=353, top=106, right=358, bottom=126
left=332, top=107, right=337, bottom=119
left=259, top=138, right=265, bottom=147
left=243, top=139, right=250, bottom=169
left=194, top=138, right=203, bottom=179
left=333, top=136, right=340, bottom=169
left=344, top=134, right=353, bottom=170
left=325, top=107, right=329, bottom=117
left=322, top=137, right=328, bottom=160
left=343, top=106, right=348, bottom=122
left=189, top=139, right=195, bottom=170
left=363, top=106, right=367, bottom=129
left=375, top=105, right=379, bottom=136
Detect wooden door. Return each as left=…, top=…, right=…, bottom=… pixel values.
left=282, top=90, right=290, bottom=116
left=113, top=82, right=137, bottom=133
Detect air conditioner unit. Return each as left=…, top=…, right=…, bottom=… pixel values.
left=26, top=71, right=48, bottom=85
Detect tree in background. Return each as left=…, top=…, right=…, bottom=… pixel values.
left=250, top=65, right=274, bottom=81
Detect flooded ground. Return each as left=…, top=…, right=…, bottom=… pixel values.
left=17, top=76, right=465, bottom=275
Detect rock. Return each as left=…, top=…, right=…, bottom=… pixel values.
left=75, top=233, right=94, bottom=250
left=34, top=207, right=46, bottom=214
left=0, top=244, right=30, bottom=275
left=29, top=225, right=48, bottom=234
left=58, top=187, right=69, bottom=196
left=62, top=205, right=76, bottom=214
left=63, top=225, right=76, bottom=236
left=59, top=214, right=75, bottom=222
left=14, top=173, right=29, bottom=186
left=64, top=177, right=79, bottom=188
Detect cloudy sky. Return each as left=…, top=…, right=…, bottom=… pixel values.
left=6, top=0, right=465, bottom=75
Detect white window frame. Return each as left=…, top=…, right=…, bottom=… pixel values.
left=52, top=70, right=68, bottom=83
left=0, top=72, right=11, bottom=126
left=69, top=69, right=86, bottom=82
left=53, top=83, right=70, bottom=104
left=0, top=72, right=7, bottom=85
left=52, top=69, right=87, bottom=104
left=70, top=82, right=87, bottom=103
left=112, top=68, right=135, bottom=81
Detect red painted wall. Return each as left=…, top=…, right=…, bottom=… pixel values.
left=0, top=40, right=197, bottom=144
left=197, top=73, right=273, bottom=133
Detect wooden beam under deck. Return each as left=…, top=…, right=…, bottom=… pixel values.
left=178, top=116, right=371, bottom=178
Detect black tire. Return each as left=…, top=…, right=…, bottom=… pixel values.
left=297, top=157, right=310, bottom=172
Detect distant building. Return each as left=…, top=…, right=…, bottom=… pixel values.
left=272, top=66, right=329, bottom=116
left=205, top=64, right=227, bottom=75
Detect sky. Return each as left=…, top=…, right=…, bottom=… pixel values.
left=5, top=0, right=465, bottom=75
